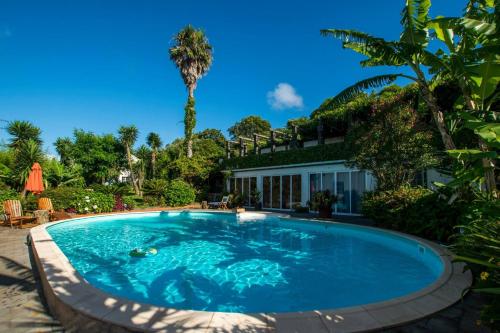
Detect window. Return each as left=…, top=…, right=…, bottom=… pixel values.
left=243, top=177, right=250, bottom=206
left=309, top=173, right=320, bottom=201
left=236, top=178, right=243, bottom=195
left=336, top=172, right=350, bottom=213
left=250, top=177, right=257, bottom=205
left=263, top=176, right=271, bottom=208
left=292, top=175, right=302, bottom=207
left=272, top=176, right=281, bottom=209
left=281, top=175, right=291, bottom=209
left=322, top=173, right=334, bottom=194
left=351, top=171, right=365, bottom=214
left=229, top=178, right=235, bottom=193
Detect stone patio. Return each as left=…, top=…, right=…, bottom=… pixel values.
left=0, top=227, right=63, bottom=332
left=0, top=223, right=493, bottom=333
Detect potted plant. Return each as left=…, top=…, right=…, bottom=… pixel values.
left=230, top=192, right=245, bottom=213
left=251, top=190, right=262, bottom=210
left=308, top=190, right=337, bottom=218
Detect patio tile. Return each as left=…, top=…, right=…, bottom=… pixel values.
left=319, top=308, right=382, bottom=333
left=207, top=312, right=270, bottom=333
left=147, top=310, right=214, bottom=332
left=363, top=302, right=423, bottom=328
left=267, top=311, right=328, bottom=333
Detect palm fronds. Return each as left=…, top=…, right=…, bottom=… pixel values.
left=320, top=74, right=403, bottom=110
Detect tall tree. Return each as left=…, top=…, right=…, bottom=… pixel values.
left=320, top=0, right=456, bottom=151
left=70, top=130, right=124, bottom=185
left=425, top=1, right=499, bottom=192
left=16, top=139, right=43, bottom=196
left=118, top=125, right=140, bottom=195
left=6, top=121, right=43, bottom=194
left=169, top=25, right=213, bottom=158
left=146, top=132, right=162, bottom=178
left=228, top=116, right=271, bottom=140
left=54, top=137, right=74, bottom=166
left=7, top=120, right=42, bottom=149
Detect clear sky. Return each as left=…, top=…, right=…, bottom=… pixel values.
left=0, top=0, right=464, bottom=154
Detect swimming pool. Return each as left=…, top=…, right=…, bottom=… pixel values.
left=46, top=211, right=444, bottom=313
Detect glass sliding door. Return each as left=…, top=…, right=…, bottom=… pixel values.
left=309, top=173, right=320, bottom=201
left=250, top=177, right=257, bottom=205
left=236, top=177, right=243, bottom=195
left=291, top=175, right=301, bottom=207
left=281, top=175, right=291, bottom=209
left=272, top=176, right=281, bottom=209
left=351, top=171, right=365, bottom=214
left=322, top=173, right=334, bottom=194
left=336, top=172, right=351, bottom=213
left=263, top=176, right=271, bottom=208
left=230, top=178, right=235, bottom=193
left=243, top=177, right=250, bottom=206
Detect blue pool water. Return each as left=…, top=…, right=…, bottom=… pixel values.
left=48, top=212, right=443, bottom=313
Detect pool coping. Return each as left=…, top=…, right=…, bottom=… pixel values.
left=30, top=210, right=472, bottom=333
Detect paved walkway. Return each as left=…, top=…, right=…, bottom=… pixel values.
left=0, top=224, right=492, bottom=333
left=0, top=227, right=63, bottom=332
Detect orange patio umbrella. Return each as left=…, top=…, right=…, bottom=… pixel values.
left=25, top=162, right=44, bottom=194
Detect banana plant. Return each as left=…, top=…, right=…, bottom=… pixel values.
left=321, top=0, right=499, bottom=192
left=321, top=0, right=456, bottom=151
left=426, top=0, right=499, bottom=192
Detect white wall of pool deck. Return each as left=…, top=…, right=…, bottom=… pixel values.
left=227, top=160, right=453, bottom=215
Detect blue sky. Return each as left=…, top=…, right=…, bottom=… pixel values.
left=0, top=0, right=464, bottom=154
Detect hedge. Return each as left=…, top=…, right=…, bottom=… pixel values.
left=223, top=143, right=350, bottom=169
left=362, top=186, right=464, bottom=242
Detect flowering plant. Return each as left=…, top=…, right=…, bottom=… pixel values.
left=69, top=190, right=114, bottom=214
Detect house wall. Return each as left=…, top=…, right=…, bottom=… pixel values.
left=227, top=160, right=376, bottom=215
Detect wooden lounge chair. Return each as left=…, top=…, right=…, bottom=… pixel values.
left=38, top=197, right=56, bottom=221
left=3, top=200, right=36, bottom=228
left=208, top=196, right=229, bottom=209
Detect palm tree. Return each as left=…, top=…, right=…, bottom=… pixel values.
left=118, top=125, right=140, bottom=195
left=169, top=25, right=213, bottom=158
left=320, top=0, right=456, bottom=151
left=54, top=137, right=74, bottom=166
left=146, top=132, right=162, bottom=178
left=16, top=139, right=43, bottom=196
left=7, top=120, right=42, bottom=149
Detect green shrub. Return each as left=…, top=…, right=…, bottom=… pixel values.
left=143, top=195, right=165, bottom=207
left=41, top=187, right=82, bottom=211
left=362, top=186, right=462, bottom=242
left=40, top=187, right=114, bottom=213
left=223, top=143, right=350, bottom=169
left=89, top=183, right=134, bottom=196
left=69, top=190, right=114, bottom=214
left=143, top=179, right=169, bottom=198
left=0, top=189, right=19, bottom=213
left=165, top=179, right=196, bottom=207
left=122, top=196, right=137, bottom=210
left=452, top=195, right=500, bottom=330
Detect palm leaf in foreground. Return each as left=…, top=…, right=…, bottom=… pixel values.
left=320, top=74, right=403, bottom=110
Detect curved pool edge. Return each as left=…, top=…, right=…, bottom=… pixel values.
left=30, top=210, right=472, bottom=333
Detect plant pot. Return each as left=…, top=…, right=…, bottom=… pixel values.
left=318, top=207, right=332, bottom=218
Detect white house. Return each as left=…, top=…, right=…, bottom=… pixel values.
left=225, top=140, right=452, bottom=216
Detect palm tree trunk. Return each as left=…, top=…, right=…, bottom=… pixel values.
left=460, top=95, right=497, bottom=193
left=479, top=139, right=497, bottom=193
left=185, top=86, right=196, bottom=158
left=419, top=84, right=456, bottom=150
left=410, top=64, right=456, bottom=151
left=151, top=150, right=156, bottom=178
left=126, top=146, right=140, bottom=195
